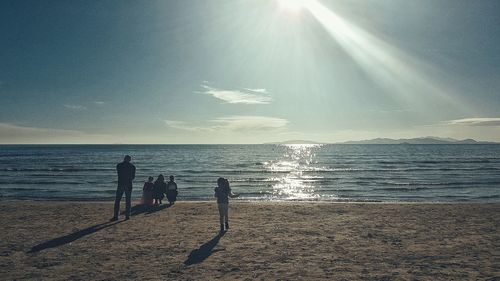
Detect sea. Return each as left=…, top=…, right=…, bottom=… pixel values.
left=1, top=144, right=499, bottom=202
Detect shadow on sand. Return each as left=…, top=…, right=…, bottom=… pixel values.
left=28, top=204, right=172, bottom=253
left=28, top=220, right=122, bottom=253
left=129, top=203, right=172, bottom=216
left=184, top=231, right=226, bottom=266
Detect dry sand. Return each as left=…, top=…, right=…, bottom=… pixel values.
left=0, top=201, right=499, bottom=280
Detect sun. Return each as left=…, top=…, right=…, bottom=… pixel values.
left=276, top=0, right=313, bottom=14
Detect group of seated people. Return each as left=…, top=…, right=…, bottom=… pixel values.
left=140, top=173, right=238, bottom=232
left=141, top=174, right=178, bottom=206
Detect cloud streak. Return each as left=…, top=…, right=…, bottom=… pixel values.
left=202, top=84, right=271, bottom=104
left=63, top=104, right=87, bottom=111
left=164, top=120, right=209, bottom=132
left=0, top=123, right=111, bottom=144
left=165, top=116, right=288, bottom=132
left=243, top=88, right=269, bottom=94
left=445, top=117, right=500, bottom=127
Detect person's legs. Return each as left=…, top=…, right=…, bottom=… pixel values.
left=113, top=186, right=125, bottom=219
left=125, top=187, right=132, bottom=219
left=223, top=203, right=229, bottom=229
left=218, top=203, right=224, bottom=231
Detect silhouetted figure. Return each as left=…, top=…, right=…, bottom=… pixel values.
left=112, top=155, right=136, bottom=221
left=166, top=175, right=178, bottom=205
left=153, top=174, right=166, bottom=205
left=214, top=177, right=238, bottom=232
left=141, top=176, right=154, bottom=206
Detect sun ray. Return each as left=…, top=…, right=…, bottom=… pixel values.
left=276, top=0, right=312, bottom=14
left=297, top=0, right=474, bottom=115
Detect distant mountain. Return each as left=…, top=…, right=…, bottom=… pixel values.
left=337, top=137, right=496, bottom=145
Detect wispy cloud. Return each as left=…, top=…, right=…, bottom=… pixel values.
left=63, top=104, right=87, bottom=111
left=243, top=88, right=269, bottom=94
left=445, top=117, right=500, bottom=127
left=201, top=84, right=271, bottom=104
left=165, top=116, right=288, bottom=132
left=0, top=123, right=111, bottom=144
left=94, top=101, right=105, bottom=106
left=212, top=116, right=288, bottom=131
left=164, top=120, right=209, bottom=132
left=375, top=108, right=412, bottom=114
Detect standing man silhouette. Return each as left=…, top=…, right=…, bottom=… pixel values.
left=112, top=155, right=136, bottom=221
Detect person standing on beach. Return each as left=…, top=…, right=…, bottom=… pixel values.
left=214, top=177, right=238, bottom=232
left=112, top=155, right=136, bottom=221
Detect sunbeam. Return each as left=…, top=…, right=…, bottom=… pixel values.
left=276, top=0, right=312, bottom=14
left=299, top=0, right=474, bottom=115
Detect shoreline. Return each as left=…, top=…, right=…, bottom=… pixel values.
left=0, top=196, right=500, bottom=202
left=1, top=198, right=499, bottom=204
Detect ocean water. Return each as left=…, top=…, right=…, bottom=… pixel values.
left=0, top=144, right=499, bottom=202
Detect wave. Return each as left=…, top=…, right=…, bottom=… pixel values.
left=372, top=187, right=431, bottom=192
left=382, top=181, right=500, bottom=186
left=0, top=180, right=110, bottom=185
left=1, top=168, right=113, bottom=172
left=375, top=159, right=494, bottom=164
left=472, top=194, right=500, bottom=200
left=1, top=144, right=500, bottom=202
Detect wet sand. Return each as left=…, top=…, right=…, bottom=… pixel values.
left=0, top=201, right=499, bottom=280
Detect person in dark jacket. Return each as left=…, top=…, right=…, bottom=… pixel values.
left=112, top=155, right=136, bottom=221
left=141, top=176, right=155, bottom=206
left=166, top=175, right=178, bottom=205
left=214, top=177, right=238, bottom=232
left=153, top=174, right=166, bottom=205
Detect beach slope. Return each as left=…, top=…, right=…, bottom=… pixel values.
left=1, top=201, right=499, bottom=280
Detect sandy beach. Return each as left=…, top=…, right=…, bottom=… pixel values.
left=0, top=201, right=499, bottom=280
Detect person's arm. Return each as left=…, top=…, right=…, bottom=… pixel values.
left=228, top=187, right=239, bottom=198
left=131, top=165, right=136, bottom=180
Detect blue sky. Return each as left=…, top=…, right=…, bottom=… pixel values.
left=1, top=0, right=499, bottom=143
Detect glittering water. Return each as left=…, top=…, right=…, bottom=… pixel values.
left=1, top=144, right=499, bottom=202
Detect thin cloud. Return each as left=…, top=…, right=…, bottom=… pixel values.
left=445, top=117, right=500, bottom=127
left=165, top=116, right=288, bottom=132
left=94, top=101, right=105, bottom=105
left=0, top=123, right=111, bottom=144
left=164, top=120, right=212, bottom=132
left=63, top=104, right=87, bottom=111
left=376, top=108, right=412, bottom=114
left=201, top=84, right=272, bottom=104
left=243, top=88, right=269, bottom=94
left=212, top=116, right=288, bottom=131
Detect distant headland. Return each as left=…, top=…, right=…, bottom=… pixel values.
left=266, top=137, right=498, bottom=145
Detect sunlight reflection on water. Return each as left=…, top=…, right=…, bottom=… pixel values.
left=264, top=144, right=336, bottom=200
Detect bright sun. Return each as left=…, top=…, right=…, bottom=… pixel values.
left=276, top=0, right=313, bottom=14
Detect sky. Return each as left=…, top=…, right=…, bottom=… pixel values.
left=1, top=0, right=499, bottom=144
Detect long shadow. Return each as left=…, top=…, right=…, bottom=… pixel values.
left=184, top=231, right=226, bottom=266
left=129, top=203, right=171, bottom=216
left=28, top=220, right=122, bottom=253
